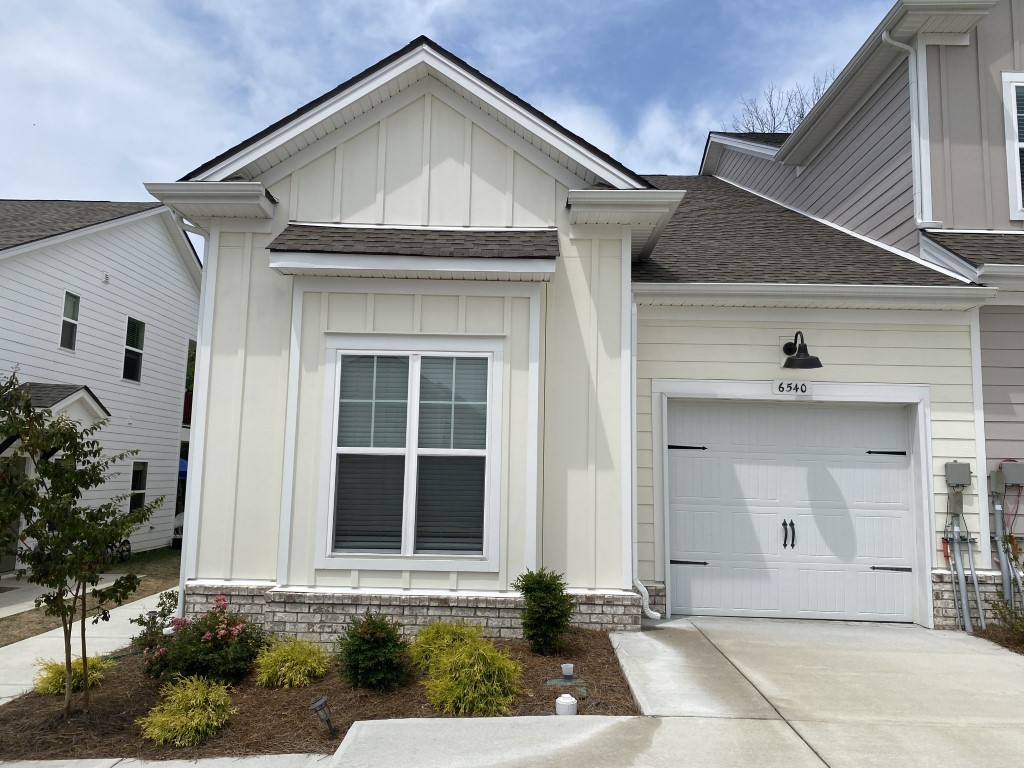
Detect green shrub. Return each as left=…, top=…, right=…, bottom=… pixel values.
left=33, top=656, right=114, bottom=694
left=130, top=589, right=179, bottom=652
left=992, top=592, right=1024, bottom=635
left=137, top=676, right=235, bottom=747
left=410, top=621, right=485, bottom=673
left=138, top=594, right=267, bottom=682
left=255, top=638, right=331, bottom=688
left=336, top=611, right=411, bottom=692
left=423, top=640, right=523, bottom=716
left=512, top=567, right=576, bottom=655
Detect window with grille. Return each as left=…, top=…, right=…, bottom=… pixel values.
left=129, top=461, right=148, bottom=512
left=123, top=317, right=145, bottom=381
left=60, top=292, right=79, bottom=350
left=325, top=339, right=501, bottom=570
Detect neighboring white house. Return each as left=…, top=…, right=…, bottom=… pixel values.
left=0, top=200, right=201, bottom=567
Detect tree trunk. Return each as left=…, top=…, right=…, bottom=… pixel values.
left=60, top=612, right=73, bottom=720
left=79, top=584, right=89, bottom=711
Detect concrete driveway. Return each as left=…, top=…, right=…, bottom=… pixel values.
left=612, top=616, right=1024, bottom=767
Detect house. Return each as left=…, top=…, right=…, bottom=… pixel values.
left=150, top=17, right=1001, bottom=638
left=700, top=0, right=1024, bottom=625
left=0, top=200, right=201, bottom=569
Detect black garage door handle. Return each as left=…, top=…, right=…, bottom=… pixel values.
left=782, top=519, right=789, bottom=548
left=789, top=520, right=796, bottom=548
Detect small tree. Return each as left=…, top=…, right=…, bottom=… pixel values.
left=729, top=68, right=837, bottom=133
left=0, top=371, right=161, bottom=718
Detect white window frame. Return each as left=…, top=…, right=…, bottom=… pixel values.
left=316, top=334, right=504, bottom=572
left=123, top=317, right=145, bottom=382
left=60, top=291, right=79, bottom=351
left=129, top=460, right=148, bottom=512
left=1002, top=73, right=1024, bottom=220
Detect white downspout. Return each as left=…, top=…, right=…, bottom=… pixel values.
left=631, top=299, right=660, bottom=619
left=882, top=30, right=937, bottom=228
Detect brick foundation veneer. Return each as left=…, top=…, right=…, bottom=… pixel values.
left=184, top=584, right=641, bottom=644
left=932, top=569, right=1005, bottom=629
left=643, top=583, right=666, bottom=618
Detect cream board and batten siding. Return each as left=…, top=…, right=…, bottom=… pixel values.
left=715, top=65, right=919, bottom=254
left=0, top=215, right=198, bottom=552
left=925, top=0, right=1024, bottom=229
left=192, top=82, right=630, bottom=592
left=634, top=307, right=981, bottom=596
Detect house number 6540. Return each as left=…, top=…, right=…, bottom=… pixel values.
left=772, top=380, right=811, bottom=395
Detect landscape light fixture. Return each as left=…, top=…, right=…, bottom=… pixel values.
left=782, top=331, right=822, bottom=369
left=310, top=695, right=337, bottom=738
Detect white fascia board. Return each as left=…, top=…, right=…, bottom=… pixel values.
left=701, top=134, right=779, bottom=175
left=194, top=45, right=644, bottom=190
left=918, top=234, right=979, bottom=282
left=270, top=251, right=557, bottom=278
left=144, top=182, right=275, bottom=219
left=289, top=222, right=555, bottom=233
left=978, top=264, right=1024, bottom=287
left=0, top=206, right=166, bottom=263
left=632, top=282, right=997, bottom=310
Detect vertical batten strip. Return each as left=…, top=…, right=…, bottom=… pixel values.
left=226, top=233, right=254, bottom=576
left=463, top=117, right=473, bottom=224
left=422, top=93, right=432, bottom=225
left=276, top=283, right=304, bottom=587
left=588, top=238, right=600, bottom=588
left=975, top=32, right=995, bottom=230
left=620, top=237, right=634, bottom=590
left=505, top=147, right=515, bottom=226
left=375, top=122, right=387, bottom=223
left=333, top=146, right=344, bottom=223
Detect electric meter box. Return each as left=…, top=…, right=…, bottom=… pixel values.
left=945, top=461, right=972, bottom=487
left=1002, top=461, right=1024, bottom=486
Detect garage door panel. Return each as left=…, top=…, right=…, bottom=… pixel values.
left=668, top=400, right=915, bottom=623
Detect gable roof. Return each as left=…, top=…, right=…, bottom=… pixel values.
left=181, top=36, right=650, bottom=190
left=0, top=200, right=161, bottom=252
left=268, top=224, right=559, bottom=260
left=633, top=175, right=964, bottom=286
left=23, top=382, right=111, bottom=416
left=923, top=231, right=1024, bottom=267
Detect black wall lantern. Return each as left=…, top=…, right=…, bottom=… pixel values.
left=782, top=331, right=822, bottom=369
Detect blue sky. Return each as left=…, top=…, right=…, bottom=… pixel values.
left=0, top=0, right=893, bottom=201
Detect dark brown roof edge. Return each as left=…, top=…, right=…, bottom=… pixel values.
left=181, top=36, right=651, bottom=189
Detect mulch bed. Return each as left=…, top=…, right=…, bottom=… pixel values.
left=0, top=628, right=639, bottom=761
left=977, top=625, right=1024, bottom=655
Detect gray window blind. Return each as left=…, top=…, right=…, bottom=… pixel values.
left=418, top=357, right=487, bottom=449
left=338, top=355, right=408, bottom=448
left=415, top=456, right=485, bottom=552
left=334, top=454, right=404, bottom=552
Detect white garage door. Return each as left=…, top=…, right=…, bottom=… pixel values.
left=668, top=400, right=915, bottom=622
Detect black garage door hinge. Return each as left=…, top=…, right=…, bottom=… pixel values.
left=668, top=445, right=707, bottom=451
left=671, top=559, right=709, bottom=566
left=870, top=566, right=912, bottom=572
left=866, top=450, right=907, bottom=455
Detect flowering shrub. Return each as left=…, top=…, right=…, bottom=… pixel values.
left=137, top=595, right=266, bottom=682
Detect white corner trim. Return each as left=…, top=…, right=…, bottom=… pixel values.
left=0, top=207, right=168, bottom=263
left=969, top=307, right=992, bottom=570
left=524, top=283, right=541, bottom=572
left=180, top=222, right=220, bottom=596
left=918, top=234, right=980, bottom=282
left=620, top=238, right=634, bottom=590
left=714, top=176, right=974, bottom=284
left=276, top=286, right=304, bottom=588
left=651, top=379, right=935, bottom=627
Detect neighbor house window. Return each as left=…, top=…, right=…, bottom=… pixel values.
left=123, top=317, right=145, bottom=381
left=323, top=337, right=502, bottom=571
left=1002, top=74, right=1024, bottom=219
left=60, top=292, right=79, bottom=350
left=129, top=461, right=148, bottom=511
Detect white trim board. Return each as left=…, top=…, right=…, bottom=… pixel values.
left=270, top=252, right=556, bottom=280
left=650, top=379, right=935, bottom=628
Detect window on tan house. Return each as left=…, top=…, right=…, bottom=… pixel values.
left=123, top=317, right=145, bottom=381
left=60, top=292, right=79, bottom=350
left=1002, top=73, right=1024, bottom=219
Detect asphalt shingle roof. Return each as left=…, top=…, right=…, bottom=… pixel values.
left=0, top=200, right=160, bottom=252
left=23, top=383, right=110, bottom=415
left=633, top=176, right=962, bottom=286
left=268, top=225, right=559, bottom=260
left=924, top=231, right=1024, bottom=267
left=711, top=131, right=791, bottom=147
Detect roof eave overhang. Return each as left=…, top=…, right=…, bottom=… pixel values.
left=775, top=0, right=998, bottom=165
left=269, top=251, right=557, bottom=282
left=567, top=189, right=686, bottom=259
left=144, top=182, right=276, bottom=221
left=979, top=264, right=1024, bottom=288
left=701, top=134, right=780, bottom=176
left=632, top=282, right=996, bottom=310
left=184, top=42, right=648, bottom=191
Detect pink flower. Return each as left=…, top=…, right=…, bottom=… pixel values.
left=202, top=631, right=213, bottom=642
left=217, top=629, right=227, bottom=639
left=213, top=595, right=229, bottom=610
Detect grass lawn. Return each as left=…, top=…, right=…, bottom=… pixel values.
left=0, top=546, right=181, bottom=648
left=0, top=627, right=639, bottom=760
